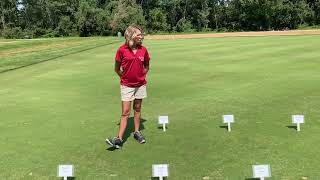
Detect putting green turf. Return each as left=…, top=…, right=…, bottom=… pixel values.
left=0, top=36, right=320, bottom=179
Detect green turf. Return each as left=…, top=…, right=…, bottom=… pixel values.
left=0, top=37, right=121, bottom=73
left=0, top=36, right=320, bottom=180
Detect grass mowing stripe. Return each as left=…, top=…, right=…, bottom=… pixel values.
left=0, top=38, right=122, bottom=73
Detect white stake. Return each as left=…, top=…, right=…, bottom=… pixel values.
left=159, top=116, right=169, bottom=132
left=297, top=123, right=301, bottom=132
left=292, top=115, right=304, bottom=132
left=223, top=115, right=234, bottom=132
left=152, top=164, right=169, bottom=180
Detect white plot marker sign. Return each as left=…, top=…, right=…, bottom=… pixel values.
left=252, top=164, right=271, bottom=180
left=152, top=164, right=169, bottom=180
left=292, top=115, right=304, bottom=132
left=158, top=116, right=169, bottom=132
left=58, top=165, right=74, bottom=180
left=223, top=115, right=234, bottom=132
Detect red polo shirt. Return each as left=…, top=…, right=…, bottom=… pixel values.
left=115, top=44, right=151, bottom=87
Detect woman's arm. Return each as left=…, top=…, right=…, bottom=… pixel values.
left=144, top=60, right=149, bottom=74
left=115, top=61, right=123, bottom=77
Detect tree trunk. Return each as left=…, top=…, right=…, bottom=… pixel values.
left=0, top=2, right=6, bottom=30
left=1, top=14, right=5, bottom=30
left=183, top=0, right=187, bottom=19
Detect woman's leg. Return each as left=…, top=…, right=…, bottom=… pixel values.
left=133, top=99, right=142, bottom=132
left=118, top=101, right=131, bottom=140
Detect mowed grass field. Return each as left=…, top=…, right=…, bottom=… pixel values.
left=0, top=35, right=320, bottom=180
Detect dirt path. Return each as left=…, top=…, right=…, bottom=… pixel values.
left=145, top=29, right=320, bottom=40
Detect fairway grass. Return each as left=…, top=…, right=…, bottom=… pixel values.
left=0, top=37, right=121, bottom=73
left=0, top=36, right=320, bottom=179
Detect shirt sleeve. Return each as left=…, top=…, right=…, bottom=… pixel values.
left=144, top=49, right=151, bottom=62
left=115, top=48, right=122, bottom=62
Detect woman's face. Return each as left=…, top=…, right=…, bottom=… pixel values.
left=133, top=29, right=144, bottom=45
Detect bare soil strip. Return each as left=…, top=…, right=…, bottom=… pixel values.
left=144, top=29, right=320, bottom=40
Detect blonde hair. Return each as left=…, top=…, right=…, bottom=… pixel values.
left=124, top=25, right=144, bottom=47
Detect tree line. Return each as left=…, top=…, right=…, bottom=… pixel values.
left=1, top=0, right=320, bottom=38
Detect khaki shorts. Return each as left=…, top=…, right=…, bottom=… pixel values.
left=120, top=85, right=147, bottom=101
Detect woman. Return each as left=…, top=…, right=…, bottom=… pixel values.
left=106, top=25, right=151, bottom=149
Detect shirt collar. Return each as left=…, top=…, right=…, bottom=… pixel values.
left=123, top=44, right=142, bottom=49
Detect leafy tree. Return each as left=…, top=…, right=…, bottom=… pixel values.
left=110, top=0, right=146, bottom=33
left=148, top=8, right=168, bottom=32
left=0, top=0, right=18, bottom=30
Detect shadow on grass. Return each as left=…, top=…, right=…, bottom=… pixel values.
left=151, top=177, right=168, bottom=180
left=60, top=177, right=76, bottom=180
left=219, top=125, right=228, bottom=131
left=119, top=117, right=147, bottom=143
left=286, top=125, right=297, bottom=131
left=106, top=117, right=147, bottom=151
left=157, top=126, right=168, bottom=131
left=106, top=146, right=117, bottom=151
left=245, top=178, right=259, bottom=180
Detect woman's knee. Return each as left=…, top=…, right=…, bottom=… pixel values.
left=133, top=104, right=142, bottom=112
left=121, top=109, right=131, bottom=117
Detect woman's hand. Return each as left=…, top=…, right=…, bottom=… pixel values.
left=115, top=61, right=123, bottom=77
left=143, top=68, right=147, bottom=75
left=118, top=70, right=123, bottom=77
